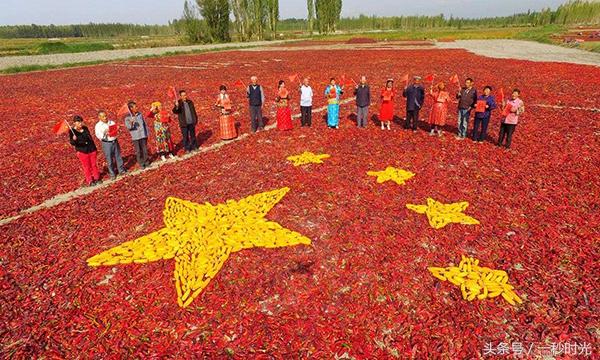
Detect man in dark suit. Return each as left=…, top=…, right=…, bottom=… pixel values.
left=172, top=90, right=199, bottom=152
left=402, top=76, right=425, bottom=131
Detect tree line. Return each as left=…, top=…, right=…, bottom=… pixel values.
left=0, top=23, right=175, bottom=39
left=1, top=0, right=597, bottom=41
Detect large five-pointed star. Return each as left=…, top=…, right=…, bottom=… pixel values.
left=286, top=151, right=330, bottom=166
left=406, top=198, right=480, bottom=229
left=87, top=187, right=311, bottom=308
left=367, top=166, right=415, bottom=185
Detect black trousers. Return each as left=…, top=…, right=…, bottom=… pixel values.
left=300, top=106, right=312, bottom=127
left=498, top=123, right=517, bottom=148
left=405, top=109, right=420, bottom=130
left=181, top=124, right=198, bottom=151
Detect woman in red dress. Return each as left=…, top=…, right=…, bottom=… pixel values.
left=428, top=82, right=451, bottom=136
left=379, top=79, right=395, bottom=130
left=215, top=85, right=237, bottom=140
left=275, top=80, right=293, bottom=131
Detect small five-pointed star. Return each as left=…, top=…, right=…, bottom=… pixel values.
left=406, top=198, right=480, bottom=229
left=87, top=187, right=311, bottom=308
left=286, top=151, right=330, bottom=166
left=367, top=166, right=415, bottom=185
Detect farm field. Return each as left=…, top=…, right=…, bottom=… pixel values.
left=0, top=43, right=599, bottom=358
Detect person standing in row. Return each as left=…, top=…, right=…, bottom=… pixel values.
left=70, top=115, right=101, bottom=186
left=215, top=85, right=237, bottom=140
left=147, top=102, right=175, bottom=161
left=354, top=76, right=371, bottom=128
left=456, top=78, right=477, bottom=140
left=125, top=101, right=151, bottom=169
left=247, top=76, right=265, bottom=133
left=95, top=110, right=125, bottom=180
left=275, top=80, right=293, bottom=131
left=403, top=76, right=425, bottom=132
left=325, top=78, right=343, bottom=129
left=379, top=79, right=395, bottom=131
left=428, top=82, right=451, bottom=136
left=498, top=89, right=525, bottom=149
left=299, top=77, right=313, bottom=127
left=472, top=86, right=497, bottom=143
left=172, top=90, right=199, bottom=153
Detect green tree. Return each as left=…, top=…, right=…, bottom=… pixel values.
left=196, top=0, right=231, bottom=42
left=266, top=0, right=279, bottom=35
left=307, top=0, right=315, bottom=34
left=315, top=0, right=342, bottom=34
left=182, top=0, right=205, bottom=43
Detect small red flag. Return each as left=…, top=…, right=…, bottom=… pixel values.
left=167, top=86, right=178, bottom=101
left=288, top=73, right=300, bottom=83
left=233, top=79, right=244, bottom=89
left=340, top=74, right=346, bottom=85
left=424, top=74, right=436, bottom=83
left=400, top=73, right=409, bottom=82
left=117, top=103, right=131, bottom=119
left=52, top=119, right=70, bottom=135
left=499, top=88, right=505, bottom=104
left=449, top=74, right=460, bottom=85
left=345, top=78, right=356, bottom=87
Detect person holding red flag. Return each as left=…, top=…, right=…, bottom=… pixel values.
left=247, top=76, right=266, bottom=133
left=354, top=75, right=371, bottom=128
left=215, top=85, right=237, bottom=140
left=124, top=101, right=151, bottom=169
left=69, top=115, right=101, bottom=186
left=299, top=77, right=313, bottom=127
left=95, top=110, right=126, bottom=180
left=402, top=76, right=425, bottom=132
left=379, top=79, right=395, bottom=131
left=172, top=90, right=199, bottom=152
left=497, top=89, right=525, bottom=149
left=147, top=102, right=175, bottom=161
left=456, top=77, right=477, bottom=140
left=324, top=77, right=344, bottom=129
left=275, top=80, right=293, bottom=131
left=428, top=82, right=451, bottom=136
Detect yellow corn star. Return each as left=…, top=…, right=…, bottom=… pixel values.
left=406, top=198, right=480, bottom=229
left=87, top=187, right=311, bottom=308
left=286, top=151, right=330, bottom=166
left=367, top=166, right=415, bottom=185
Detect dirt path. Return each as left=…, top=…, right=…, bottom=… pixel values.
left=0, top=40, right=291, bottom=71
left=3, top=39, right=599, bottom=71
left=436, top=39, right=600, bottom=67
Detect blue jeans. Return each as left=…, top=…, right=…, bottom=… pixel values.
left=101, top=140, right=125, bottom=177
left=457, top=109, right=471, bottom=138
left=472, top=116, right=490, bottom=142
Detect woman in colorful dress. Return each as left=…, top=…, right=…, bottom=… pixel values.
left=275, top=80, right=293, bottom=131
left=215, top=85, right=237, bottom=140
left=428, top=82, right=451, bottom=136
left=497, top=89, right=525, bottom=149
left=325, top=78, right=343, bottom=129
left=147, top=102, right=175, bottom=161
left=379, top=79, right=395, bottom=131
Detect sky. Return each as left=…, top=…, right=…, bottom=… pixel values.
left=1, top=0, right=567, bottom=26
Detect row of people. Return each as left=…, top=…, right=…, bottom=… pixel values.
left=67, top=76, right=524, bottom=186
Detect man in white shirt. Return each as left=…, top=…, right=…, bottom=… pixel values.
left=299, top=77, right=313, bottom=127
left=95, top=110, right=126, bottom=180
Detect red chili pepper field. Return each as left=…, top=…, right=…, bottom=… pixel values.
left=0, top=45, right=598, bottom=358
